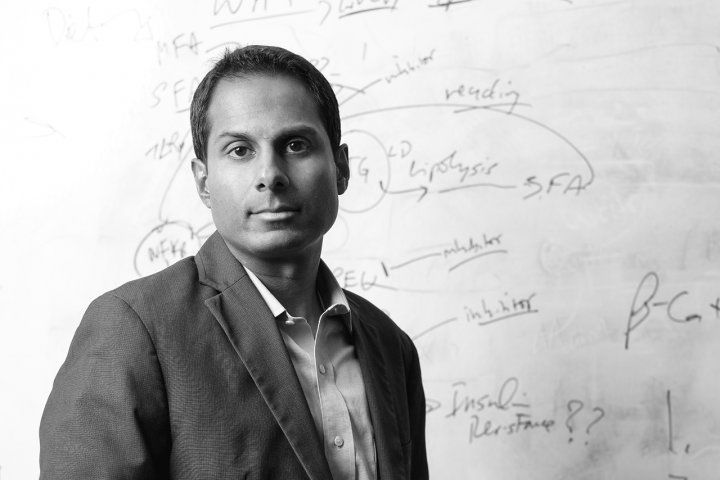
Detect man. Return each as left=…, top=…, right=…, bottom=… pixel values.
left=40, top=45, right=428, bottom=479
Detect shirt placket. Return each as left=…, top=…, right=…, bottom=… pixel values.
left=315, top=314, right=356, bottom=480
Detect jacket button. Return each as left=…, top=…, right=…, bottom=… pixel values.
left=333, top=436, right=344, bottom=448
left=318, top=364, right=327, bottom=375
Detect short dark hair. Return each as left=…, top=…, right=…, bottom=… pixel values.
left=190, top=45, right=341, bottom=162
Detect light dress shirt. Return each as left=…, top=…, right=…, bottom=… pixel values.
left=245, top=263, right=377, bottom=480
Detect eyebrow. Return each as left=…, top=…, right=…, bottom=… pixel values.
left=214, top=125, right=323, bottom=142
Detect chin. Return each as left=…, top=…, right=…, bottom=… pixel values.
left=235, top=231, right=323, bottom=260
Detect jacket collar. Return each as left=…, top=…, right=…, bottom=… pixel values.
left=244, top=262, right=352, bottom=333
left=195, top=231, right=333, bottom=480
left=196, top=232, right=351, bottom=330
left=195, top=231, right=405, bottom=479
left=195, top=230, right=248, bottom=291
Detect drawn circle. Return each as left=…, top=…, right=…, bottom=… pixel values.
left=339, top=129, right=390, bottom=214
left=133, top=220, right=201, bottom=276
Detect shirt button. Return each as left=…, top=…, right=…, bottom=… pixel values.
left=318, top=364, right=326, bottom=375
left=333, top=436, right=344, bottom=448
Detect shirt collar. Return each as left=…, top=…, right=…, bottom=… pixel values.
left=244, top=261, right=352, bottom=332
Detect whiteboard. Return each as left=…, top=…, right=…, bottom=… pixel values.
left=2, top=0, right=720, bottom=478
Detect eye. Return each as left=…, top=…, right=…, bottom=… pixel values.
left=229, top=145, right=253, bottom=159
left=286, top=139, right=309, bottom=154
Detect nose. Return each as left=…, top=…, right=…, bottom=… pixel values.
left=255, top=148, right=289, bottom=192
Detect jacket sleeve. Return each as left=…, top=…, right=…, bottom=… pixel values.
left=405, top=337, right=429, bottom=479
left=40, top=293, right=171, bottom=479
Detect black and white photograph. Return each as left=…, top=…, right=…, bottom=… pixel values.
left=1, top=0, right=719, bottom=478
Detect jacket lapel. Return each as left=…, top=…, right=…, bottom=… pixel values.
left=196, top=232, right=332, bottom=480
left=350, top=302, right=405, bottom=480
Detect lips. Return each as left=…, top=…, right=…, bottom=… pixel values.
left=253, top=204, right=299, bottom=214
left=251, top=205, right=300, bottom=220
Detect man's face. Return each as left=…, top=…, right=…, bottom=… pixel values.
left=193, top=74, right=348, bottom=262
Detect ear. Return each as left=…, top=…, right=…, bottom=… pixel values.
left=334, top=143, right=350, bottom=195
left=191, top=158, right=212, bottom=208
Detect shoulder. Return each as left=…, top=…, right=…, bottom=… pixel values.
left=118, top=255, right=210, bottom=304
left=111, top=256, right=201, bottom=304
left=59, top=263, right=206, bottom=375
left=85, top=256, right=213, bottom=333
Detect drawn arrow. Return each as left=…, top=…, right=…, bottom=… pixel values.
left=426, top=398, right=442, bottom=414
left=378, top=180, right=428, bottom=201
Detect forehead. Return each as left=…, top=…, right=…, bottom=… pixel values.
left=206, top=74, right=325, bottom=140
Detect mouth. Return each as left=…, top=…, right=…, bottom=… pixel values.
left=251, top=205, right=300, bottom=221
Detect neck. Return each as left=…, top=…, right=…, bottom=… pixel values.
left=225, top=241, right=324, bottom=322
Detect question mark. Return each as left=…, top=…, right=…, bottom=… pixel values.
left=566, top=400, right=584, bottom=443
left=584, top=407, right=605, bottom=444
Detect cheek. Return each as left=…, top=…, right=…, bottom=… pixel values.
left=207, top=176, right=243, bottom=219
left=318, top=182, right=340, bottom=223
left=208, top=171, right=239, bottom=202
left=314, top=167, right=339, bottom=194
